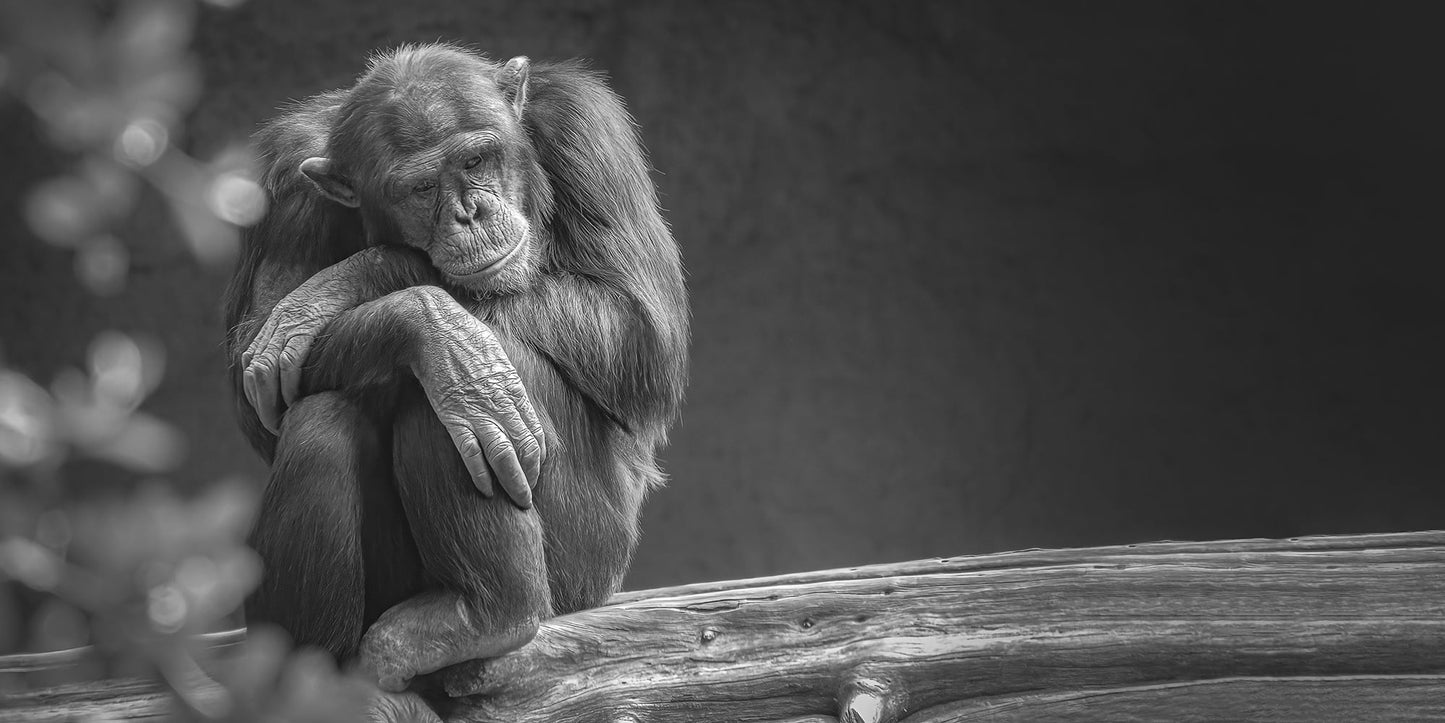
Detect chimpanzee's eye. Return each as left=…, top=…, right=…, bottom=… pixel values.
left=412, top=180, right=436, bottom=195
left=464, top=155, right=483, bottom=170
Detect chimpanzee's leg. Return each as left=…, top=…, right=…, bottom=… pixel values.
left=246, top=391, right=380, bottom=659
left=358, top=419, right=426, bottom=632
left=358, top=381, right=551, bottom=692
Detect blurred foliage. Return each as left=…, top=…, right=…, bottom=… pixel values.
left=0, top=0, right=371, bottom=719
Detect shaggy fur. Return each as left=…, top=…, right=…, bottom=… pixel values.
left=222, top=44, right=688, bottom=663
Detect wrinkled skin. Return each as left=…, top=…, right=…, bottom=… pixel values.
left=243, top=254, right=370, bottom=431
left=244, top=273, right=545, bottom=507
left=229, top=46, right=689, bottom=721
left=392, top=286, right=546, bottom=509
left=238, top=54, right=556, bottom=713
left=245, top=55, right=543, bottom=508
left=369, top=690, right=442, bottom=723
left=247, top=266, right=553, bottom=693
left=359, top=588, right=539, bottom=693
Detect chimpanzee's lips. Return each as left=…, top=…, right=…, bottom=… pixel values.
left=447, top=237, right=525, bottom=281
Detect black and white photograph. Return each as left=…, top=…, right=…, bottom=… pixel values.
left=1, top=2, right=1444, bottom=721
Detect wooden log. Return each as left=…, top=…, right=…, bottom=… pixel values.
left=442, top=531, right=1445, bottom=721
left=0, top=678, right=173, bottom=722
left=3, top=532, right=1445, bottom=721
left=0, top=629, right=245, bottom=676
left=903, top=675, right=1445, bottom=721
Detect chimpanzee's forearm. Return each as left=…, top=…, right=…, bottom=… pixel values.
left=351, top=244, right=444, bottom=294
left=233, top=244, right=439, bottom=358
left=229, top=244, right=441, bottom=454
left=300, top=286, right=549, bottom=507
left=298, top=294, right=422, bottom=409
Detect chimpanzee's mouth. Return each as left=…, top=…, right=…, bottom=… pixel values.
left=446, top=237, right=526, bottom=282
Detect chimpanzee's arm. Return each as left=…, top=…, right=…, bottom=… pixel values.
left=239, top=245, right=440, bottom=434
left=223, top=90, right=363, bottom=460
left=297, top=286, right=548, bottom=508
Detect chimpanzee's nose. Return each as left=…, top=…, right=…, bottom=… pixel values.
left=457, top=193, right=494, bottom=225
left=455, top=198, right=478, bottom=225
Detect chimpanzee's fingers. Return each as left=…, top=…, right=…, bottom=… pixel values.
left=513, top=390, right=547, bottom=472
left=516, top=420, right=542, bottom=493
left=490, top=399, right=542, bottom=492
left=242, top=367, right=258, bottom=416
left=515, top=426, right=542, bottom=496
left=278, top=335, right=312, bottom=408
left=251, top=358, right=283, bottom=434
left=241, top=326, right=262, bottom=369
left=444, top=422, right=494, bottom=498
left=243, top=315, right=279, bottom=370
left=244, top=365, right=278, bottom=433
left=475, top=418, right=531, bottom=509
left=246, top=369, right=280, bottom=434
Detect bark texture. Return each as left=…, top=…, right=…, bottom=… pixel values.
left=4, top=532, right=1445, bottom=722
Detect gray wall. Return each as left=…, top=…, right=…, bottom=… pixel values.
left=2, top=2, right=1442, bottom=590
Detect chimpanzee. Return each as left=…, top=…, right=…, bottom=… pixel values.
left=223, top=43, right=688, bottom=697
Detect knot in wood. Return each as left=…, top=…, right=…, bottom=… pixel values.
left=700, top=627, right=719, bottom=643
left=840, top=677, right=903, bottom=723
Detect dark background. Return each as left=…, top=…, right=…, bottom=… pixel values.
left=2, top=1, right=1442, bottom=590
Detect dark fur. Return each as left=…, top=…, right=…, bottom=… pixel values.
left=223, top=44, right=688, bottom=661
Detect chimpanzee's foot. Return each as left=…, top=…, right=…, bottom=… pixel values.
left=366, top=689, right=442, bottom=723
left=359, top=590, right=540, bottom=692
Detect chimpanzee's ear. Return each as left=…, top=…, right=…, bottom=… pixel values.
left=299, top=157, right=360, bottom=208
left=498, top=56, right=530, bottom=121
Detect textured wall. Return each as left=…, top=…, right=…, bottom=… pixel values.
left=2, top=2, right=1442, bottom=590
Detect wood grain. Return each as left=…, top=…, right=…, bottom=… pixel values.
left=3, top=532, right=1444, bottom=722
left=906, top=675, right=1445, bottom=722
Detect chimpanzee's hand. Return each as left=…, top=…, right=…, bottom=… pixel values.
left=392, top=286, right=547, bottom=508
left=242, top=248, right=399, bottom=433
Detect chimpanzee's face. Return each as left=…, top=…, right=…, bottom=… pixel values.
left=381, top=118, right=536, bottom=295
left=301, top=61, right=541, bottom=296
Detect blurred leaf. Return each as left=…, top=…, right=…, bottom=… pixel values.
left=0, top=370, right=59, bottom=468
left=89, top=332, right=165, bottom=414
left=207, top=170, right=267, bottom=228
left=0, top=3, right=370, bottom=721
left=206, top=630, right=374, bottom=723
left=114, top=117, right=170, bottom=168
left=0, top=537, right=64, bottom=591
